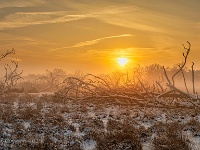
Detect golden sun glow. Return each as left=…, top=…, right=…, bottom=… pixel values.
left=117, top=57, right=128, bottom=67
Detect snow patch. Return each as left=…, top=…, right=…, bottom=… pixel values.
left=83, top=139, right=96, bottom=150
left=23, top=121, right=31, bottom=129
left=13, top=101, right=19, bottom=109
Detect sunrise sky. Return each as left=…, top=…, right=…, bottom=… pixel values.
left=0, top=0, right=200, bottom=75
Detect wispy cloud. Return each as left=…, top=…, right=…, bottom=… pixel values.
left=73, top=34, right=133, bottom=48
left=88, top=1, right=200, bottom=35
left=0, top=0, right=45, bottom=8
left=51, top=34, right=134, bottom=51
left=0, top=36, right=53, bottom=45
left=0, top=11, right=87, bottom=30
left=0, top=1, right=133, bottom=30
left=84, top=47, right=156, bottom=56
left=1, top=0, right=198, bottom=35
left=0, top=32, right=56, bottom=51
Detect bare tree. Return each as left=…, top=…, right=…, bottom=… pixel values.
left=4, top=60, right=23, bottom=90
left=0, top=49, right=16, bottom=92
left=39, top=68, right=66, bottom=92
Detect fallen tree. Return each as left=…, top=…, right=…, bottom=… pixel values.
left=163, top=42, right=200, bottom=100
left=55, top=42, right=200, bottom=109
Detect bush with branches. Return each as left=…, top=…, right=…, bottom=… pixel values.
left=0, top=49, right=24, bottom=93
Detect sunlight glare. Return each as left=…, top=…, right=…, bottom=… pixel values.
left=117, top=57, right=128, bottom=67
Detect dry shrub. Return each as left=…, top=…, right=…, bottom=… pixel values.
left=71, top=112, right=81, bottom=120
left=51, top=114, right=65, bottom=126
left=153, top=122, right=191, bottom=150
left=184, top=119, right=200, bottom=133
left=0, top=105, right=15, bottom=123
left=60, top=105, right=70, bottom=113
left=93, top=124, right=142, bottom=150
left=63, top=136, right=82, bottom=150
left=95, top=131, right=142, bottom=150
left=13, top=123, right=26, bottom=138
left=1, top=93, right=19, bottom=102
left=149, top=121, right=184, bottom=136
left=153, top=135, right=190, bottom=150
left=37, top=135, right=60, bottom=149
left=148, top=121, right=168, bottom=134
left=88, top=118, right=104, bottom=129
left=166, top=122, right=184, bottom=135
left=121, top=108, right=131, bottom=116
left=18, top=106, right=41, bottom=121
left=67, top=124, right=76, bottom=132
left=107, top=119, right=123, bottom=131
left=44, top=113, right=65, bottom=127
left=78, top=104, right=88, bottom=113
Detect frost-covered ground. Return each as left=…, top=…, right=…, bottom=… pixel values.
left=0, top=93, right=199, bottom=149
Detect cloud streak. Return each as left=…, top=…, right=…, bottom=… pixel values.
left=0, top=0, right=45, bottom=8
left=0, top=11, right=87, bottom=30
left=0, top=1, right=132, bottom=30
left=51, top=34, right=134, bottom=51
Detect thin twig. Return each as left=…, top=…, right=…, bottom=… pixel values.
left=0, top=49, right=15, bottom=61
left=191, top=62, right=195, bottom=94
left=137, top=77, right=148, bottom=94
left=163, top=66, right=171, bottom=85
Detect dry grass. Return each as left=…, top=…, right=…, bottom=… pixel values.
left=107, top=119, right=123, bottom=131
left=17, top=106, right=41, bottom=121
left=153, top=134, right=190, bottom=150
left=184, top=119, right=200, bottom=134
left=95, top=130, right=142, bottom=150
left=153, top=122, right=191, bottom=150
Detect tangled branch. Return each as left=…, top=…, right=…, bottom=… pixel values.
left=0, top=49, right=15, bottom=61
left=4, top=60, right=23, bottom=90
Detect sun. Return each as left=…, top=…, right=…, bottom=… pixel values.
left=117, top=57, right=128, bottom=67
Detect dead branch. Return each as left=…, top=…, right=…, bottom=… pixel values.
left=191, top=62, right=195, bottom=94
left=157, top=90, right=174, bottom=99
left=0, top=48, right=15, bottom=61
left=156, top=81, right=164, bottom=92
left=163, top=66, right=171, bottom=85
left=179, top=64, right=189, bottom=93
left=137, top=77, right=148, bottom=94
left=66, top=77, right=111, bottom=96
left=85, top=73, right=111, bottom=91
left=172, top=41, right=191, bottom=86
left=166, top=83, right=200, bottom=100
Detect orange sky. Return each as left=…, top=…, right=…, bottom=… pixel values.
left=0, top=0, right=200, bottom=75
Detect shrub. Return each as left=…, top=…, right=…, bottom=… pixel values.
left=153, top=122, right=191, bottom=150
